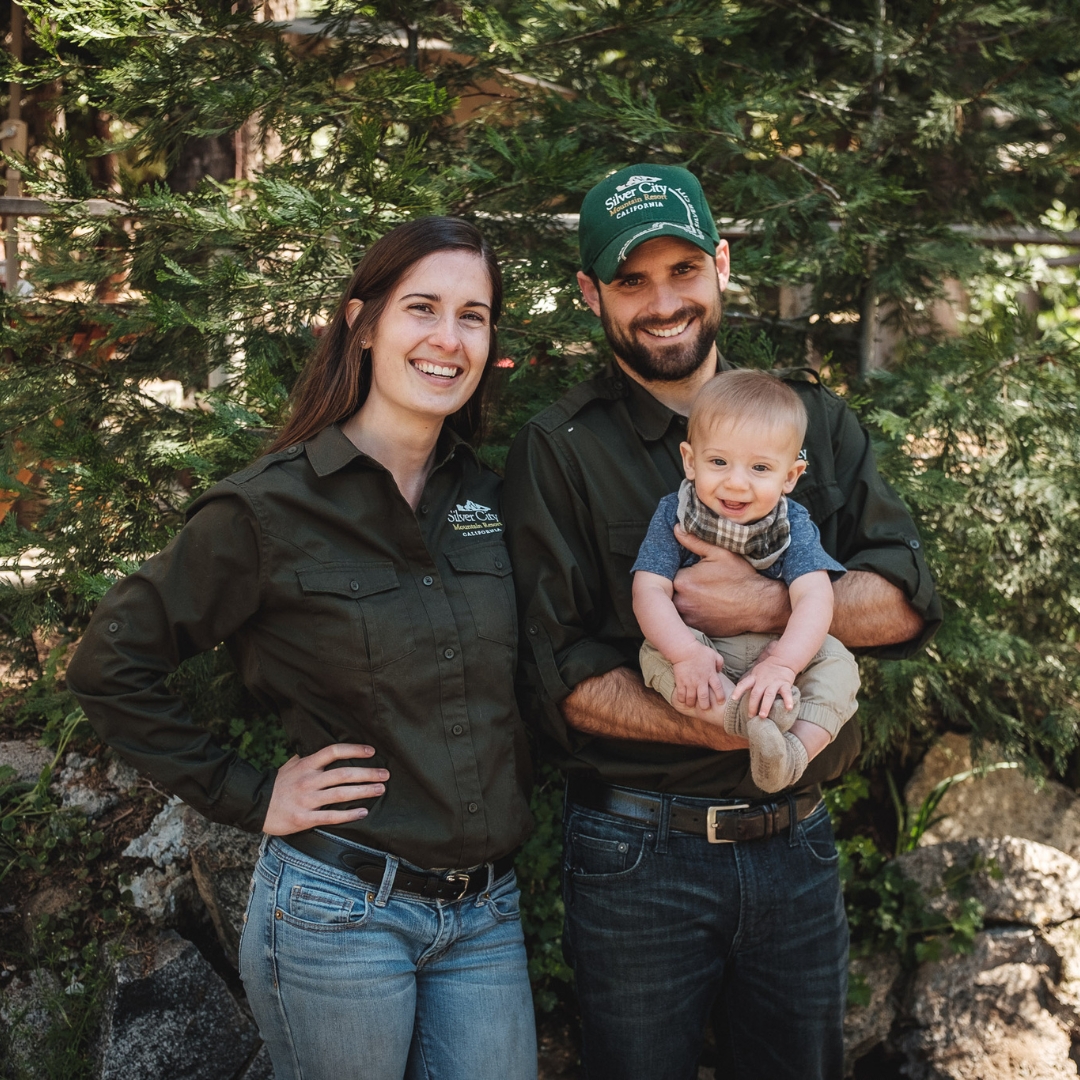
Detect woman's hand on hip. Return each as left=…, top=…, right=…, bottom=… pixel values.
left=262, top=743, right=389, bottom=836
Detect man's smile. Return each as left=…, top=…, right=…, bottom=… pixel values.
left=642, top=319, right=691, bottom=339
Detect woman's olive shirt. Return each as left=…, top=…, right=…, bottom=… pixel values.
left=66, top=425, right=533, bottom=870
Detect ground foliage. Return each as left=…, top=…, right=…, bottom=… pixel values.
left=0, top=0, right=1079, bottom=1024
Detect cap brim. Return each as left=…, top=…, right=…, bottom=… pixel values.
left=590, top=221, right=718, bottom=284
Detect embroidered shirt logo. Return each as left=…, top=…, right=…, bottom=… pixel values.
left=448, top=500, right=504, bottom=537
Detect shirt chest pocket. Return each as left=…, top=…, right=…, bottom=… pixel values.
left=445, top=545, right=516, bottom=648
left=607, top=521, right=650, bottom=634
left=296, top=562, right=416, bottom=671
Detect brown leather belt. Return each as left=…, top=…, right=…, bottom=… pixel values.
left=567, top=775, right=823, bottom=844
left=282, top=830, right=516, bottom=901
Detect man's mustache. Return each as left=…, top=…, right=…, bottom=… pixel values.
left=630, top=306, right=704, bottom=334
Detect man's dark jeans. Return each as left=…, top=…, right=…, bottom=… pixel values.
left=562, top=790, right=848, bottom=1080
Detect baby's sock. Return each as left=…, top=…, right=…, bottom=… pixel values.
left=747, top=718, right=809, bottom=793
left=724, top=686, right=801, bottom=739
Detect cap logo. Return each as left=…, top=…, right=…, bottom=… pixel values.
left=615, top=174, right=662, bottom=190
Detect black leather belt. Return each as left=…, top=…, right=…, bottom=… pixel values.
left=568, top=776, right=823, bottom=844
left=281, top=831, right=516, bottom=901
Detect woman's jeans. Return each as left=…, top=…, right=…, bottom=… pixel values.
left=239, top=836, right=537, bottom=1080
left=563, top=794, right=848, bottom=1080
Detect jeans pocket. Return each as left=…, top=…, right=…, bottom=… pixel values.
left=483, top=872, right=522, bottom=923
left=567, top=816, right=646, bottom=880
left=798, top=805, right=840, bottom=866
left=281, top=881, right=369, bottom=932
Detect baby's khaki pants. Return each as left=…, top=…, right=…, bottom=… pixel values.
left=639, top=630, right=859, bottom=740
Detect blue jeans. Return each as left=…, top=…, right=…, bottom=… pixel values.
left=562, top=792, right=847, bottom=1080
left=239, top=836, right=537, bottom=1080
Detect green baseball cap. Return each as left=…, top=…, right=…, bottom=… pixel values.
left=579, top=165, right=721, bottom=284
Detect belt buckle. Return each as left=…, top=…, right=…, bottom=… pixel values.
left=444, top=871, right=471, bottom=900
left=707, top=803, right=750, bottom=844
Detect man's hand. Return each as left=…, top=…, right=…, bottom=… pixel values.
left=671, top=641, right=728, bottom=710
left=263, top=743, right=388, bottom=836
left=672, top=525, right=791, bottom=636
left=673, top=524, right=928, bottom=649
left=733, top=657, right=798, bottom=719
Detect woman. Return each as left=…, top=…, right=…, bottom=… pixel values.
left=67, top=218, right=537, bottom=1080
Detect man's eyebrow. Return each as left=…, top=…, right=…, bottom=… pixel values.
left=400, top=292, right=490, bottom=309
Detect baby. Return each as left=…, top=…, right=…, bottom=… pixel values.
left=631, top=368, right=860, bottom=793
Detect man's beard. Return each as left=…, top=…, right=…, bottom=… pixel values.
left=599, top=292, right=722, bottom=383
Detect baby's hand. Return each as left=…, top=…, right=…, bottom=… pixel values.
left=732, top=658, right=798, bottom=719
left=671, top=643, right=727, bottom=711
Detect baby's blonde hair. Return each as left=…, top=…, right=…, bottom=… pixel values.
left=687, top=369, right=807, bottom=451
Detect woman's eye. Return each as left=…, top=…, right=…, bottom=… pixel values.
left=461, top=311, right=486, bottom=324
left=409, top=303, right=435, bottom=314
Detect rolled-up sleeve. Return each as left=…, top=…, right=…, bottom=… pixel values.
left=65, top=490, right=275, bottom=832
left=827, top=401, right=942, bottom=660
left=503, top=424, right=628, bottom=752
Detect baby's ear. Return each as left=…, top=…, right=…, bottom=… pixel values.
left=679, top=441, right=696, bottom=479
left=783, top=458, right=807, bottom=492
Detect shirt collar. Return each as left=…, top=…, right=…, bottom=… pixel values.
left=607, top=353, right=733, bottom=442
left=304, top=422, right=475, bottom=478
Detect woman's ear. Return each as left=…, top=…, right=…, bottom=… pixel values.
left=346, top=299, right=364, bottom=328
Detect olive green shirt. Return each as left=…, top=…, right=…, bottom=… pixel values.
left=503, top=361, right=942, bottom=799
left=67, top=425, right=533, bottom=869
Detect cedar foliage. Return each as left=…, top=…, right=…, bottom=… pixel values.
left=1, top=0, right=1079, bottom=1006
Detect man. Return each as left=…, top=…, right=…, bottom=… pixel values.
left=503, top=165, right=941, bottom=1080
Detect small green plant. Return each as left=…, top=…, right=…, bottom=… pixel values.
left=1, top=708, right=91, bottom=883
left=829, top=767, right=1001, bottom=984
left=514, top=764, right=573, bottom=1011
left=888, top=762, right=1020, bottom=856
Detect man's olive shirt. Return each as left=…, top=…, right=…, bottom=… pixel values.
left=67, top=425, right=533, bottom=870
left=503, top=362, right=942, bottom=799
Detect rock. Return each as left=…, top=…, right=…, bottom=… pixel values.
left=898, top=836, right=1080, bottom=928
left=0, top=969, right=61, bottom=1079
left=897, top=926, right=1079, bottom=1080
left=906, top=733, right=1080, bottom=859
left=123, top=796, right=189, bottom=867
left=126, top=864, right=201, bottom=925
left=181, top=807, right=261, bottom=968
left=97, top=930, right=259, bottom=1080
left=240, top=1044, right=275, bottom=1080
left=843, top=952, right=901, bottom=1075
left=1042, top=918, right=1080, bottom=1013
left=53, top=751, right=118, bottom=819
left=104, top=755, right=140, bottom=792
left=0, top=739, right=53, bottom=785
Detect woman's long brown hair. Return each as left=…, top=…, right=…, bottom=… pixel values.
left=268, top=217, right=502, bottom=453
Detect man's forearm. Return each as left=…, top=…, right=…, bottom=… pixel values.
left=675, top=568, right=923, bottom=650
left=830, top=570, right=924, bottom=648
left=560, top=666, right=747, bottom=750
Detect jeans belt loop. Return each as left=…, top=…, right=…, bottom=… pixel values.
left=706, top=804, right=751, bottom=844
left=375, top=854, right=399, bottom=907
left=655, top=793, right=672, bottom=854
